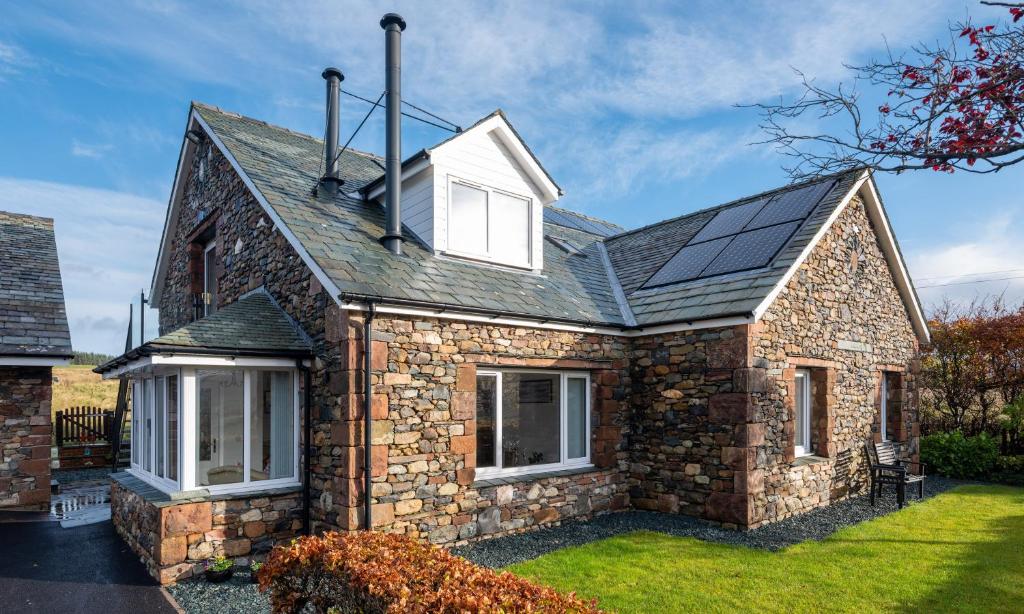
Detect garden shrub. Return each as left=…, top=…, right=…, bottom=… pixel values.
left=258, top=531, right=601, bottom=614
left=920, top=432, right=999, bottom=478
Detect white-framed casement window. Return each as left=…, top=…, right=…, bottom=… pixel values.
left=447, top=176, right=532, bottom=268
left=793, top=369, right=812, bottom=458
left=130, top=366, right=299, bottom=494
left=475, top=370, right=590, bottom=479
left=203, top=240, right=218, bottom=316
left=880, top=372, right=901, bottom=442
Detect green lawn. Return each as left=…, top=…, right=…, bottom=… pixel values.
left=511, top=485, right=1024, bottom=613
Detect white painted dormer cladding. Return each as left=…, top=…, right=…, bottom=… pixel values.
left=367, top=112, right=560, bottom=271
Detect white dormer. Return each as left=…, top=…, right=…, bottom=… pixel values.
left=365, top=111, right=561, bottom=271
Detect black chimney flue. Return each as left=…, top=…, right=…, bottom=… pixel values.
left=320, top=67, right=344, bottom=197
left=379, top=13, right=406, bottom=255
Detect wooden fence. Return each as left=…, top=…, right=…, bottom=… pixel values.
left=55, top=406, right=114, bottom=447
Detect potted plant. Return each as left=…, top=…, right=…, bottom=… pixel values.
left=203, top=556, right=234, bottom=583
left=249, top=560, right=263, bottom=584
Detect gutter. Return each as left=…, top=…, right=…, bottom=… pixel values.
left=363, top=301, right=377, bottom=530
left=339, top=291, right=754, bottom=334
left=297, top=359, right=312, bottom=535
left=94, top=345, right=312, bottom=375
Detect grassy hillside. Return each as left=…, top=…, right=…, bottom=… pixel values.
left=51, top=365, right=119, bottom=418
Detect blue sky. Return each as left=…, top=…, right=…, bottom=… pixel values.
left=2, top=0, right=1023, bottom=355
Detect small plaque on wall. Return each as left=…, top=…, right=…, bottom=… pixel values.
left=837, top=339, right=872, bottom=353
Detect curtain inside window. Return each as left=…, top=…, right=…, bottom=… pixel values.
left=566, top=377, right=587, bottom=460
left=270, top=371, right=293, bottom=479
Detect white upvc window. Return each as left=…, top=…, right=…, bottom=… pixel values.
left=203, top=240, right=218, bottom=316
left=794, top=369, right=812, bottom=457
left=129, top=366, right=300, bottom=495
left=475, top=370, right=591, bottom=479
left=447, top=177, right=532, bottom=268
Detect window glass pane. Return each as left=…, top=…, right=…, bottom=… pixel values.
left=794, top=372, right=807, bottom=452
left=501, top=373, right=560, bottom=468
left=476, top=375, right=497, bottom=468
left=251, top=371, right=294, bottom=481
left=143, top=379, right=153, bottom=472
left=132, top=382, right=141, bottom=466
left=566, top=377, right=587, bottom=460
left=155, top=378, right=165, bottom=477
left=885, top=373, right=901, bottom=441
left=490, top=192, right=530, bottom=264
left=204, top=243, right=217, bottom=316
left=167, top=375, right=178, bottom=481
left=196, top=369, right=245, bottom=487
left=450, top=182, right=488, bottom=254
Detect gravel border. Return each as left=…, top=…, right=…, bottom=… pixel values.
left=167, top=477, right=963, bottom=611
left=166, top=572, right=269, bottom=614
left=453, top=476, right=963, bottom=568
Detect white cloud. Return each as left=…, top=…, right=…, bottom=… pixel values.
left=0, top=41, right=30, bottom=80
left=0, top=178, right=164, bottom=355
left=71, top=139, right=114, bottom=159
left=907, top=211, right=1024, bottom=311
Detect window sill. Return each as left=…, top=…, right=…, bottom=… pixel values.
left=791, top=454, right=830, bottom=468
left=114, top=471, right=302, bottom=507
left=472, top=464, right=598, bottom=489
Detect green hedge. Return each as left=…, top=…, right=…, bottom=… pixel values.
left=920, top=432, right=999, bottom=479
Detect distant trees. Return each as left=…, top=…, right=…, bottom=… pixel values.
left=70, top=351, right=114, bottom=366
left=921, top=298, right=1024, bottom=452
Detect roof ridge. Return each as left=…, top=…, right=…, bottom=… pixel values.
left=0, top=210, right=55, bottom=225
left=545, top=204, right=624, bottom=231
left=192, top=101, right=384, bottom=162
left=605, top=169, right=862, bottom=243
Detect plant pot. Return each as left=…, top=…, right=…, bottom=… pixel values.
left=204, top=567, right=234, bottom=583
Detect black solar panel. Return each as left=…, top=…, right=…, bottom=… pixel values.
left=746, top=180, right=836, bottom=230
left=690, top=197, right=771, bottom=243
left=643, top=237, right=732, bottom=288
left=700, top=221, right=801, bottom=277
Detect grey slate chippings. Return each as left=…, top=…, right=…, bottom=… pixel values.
left=0, top=210, right=72, bottom=357
left=454, top=477, right=961, bottom=568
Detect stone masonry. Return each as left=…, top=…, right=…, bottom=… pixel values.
left=111, top=474, right=303, bottom=584
left=120, top=136, right=922, bottom=584
left=0, top=366, right=52, bottom=509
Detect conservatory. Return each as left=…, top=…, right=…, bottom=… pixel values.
left=96, top=292, right=312, bottom=496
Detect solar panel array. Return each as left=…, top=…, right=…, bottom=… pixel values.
left=544, top=208, right=621, bottom=237
left=641, top=180, right=837, bottom=289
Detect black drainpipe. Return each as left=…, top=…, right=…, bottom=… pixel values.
left=363, top=302, right=377, bottom=530
left=298, top=359, right=312, bottom=535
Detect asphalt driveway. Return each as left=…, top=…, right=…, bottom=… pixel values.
left=0, top=520, right=177, bottom=614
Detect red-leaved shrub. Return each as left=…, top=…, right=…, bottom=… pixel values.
left=257, top=531, right=601, bottom=614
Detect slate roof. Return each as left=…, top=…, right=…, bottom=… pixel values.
left=195, top=103, right=626, bottom=327
left=0, top=211, right=73, bottom=358
left=605, top=172, right=863, bottom=326
left=190, top=103, right=870, bottom=330
left=95, top=292, right=311, bottom=373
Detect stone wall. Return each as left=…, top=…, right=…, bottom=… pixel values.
left=111, top=474, right=303, bottom=584
left=0, top=366, right=52, bottom=509
left=321, top=314, right=632, bottom=543
left=155, top=137, right=343, bottom=532
left=751, top=195, right=920, bottom=523
left=627, top=326, right=767, bottom=528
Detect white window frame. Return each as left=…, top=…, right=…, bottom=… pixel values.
left=128, top=365, right=301, bottom=496
left=475, top=369, right=591, bottom=480
left=445, top=176, right=533, bottom=269
left=794, top=369, right=812, bottom=458
left=203, top=240, right=217, bottom=316
left=880, top=373, right=898, bottom=442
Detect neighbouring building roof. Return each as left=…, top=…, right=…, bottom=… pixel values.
left=95, top=292, right=311, bottom=374
left=0, top=210, right=73, bottom=359
left=174, top=103, right=926, bottom=338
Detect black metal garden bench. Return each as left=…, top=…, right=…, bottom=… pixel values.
left=865, top=440, right=926, bottom=509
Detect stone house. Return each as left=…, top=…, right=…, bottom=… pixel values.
left=0, top=211, right=73, bottom=509
left=97, top=85, right=928, bottom=583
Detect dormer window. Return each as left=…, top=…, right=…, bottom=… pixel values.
left=447, top=177, right=531, bottom=268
